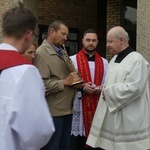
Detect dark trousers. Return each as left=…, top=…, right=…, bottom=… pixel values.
left=69, top=135, right=104, bottom=150
left=41, top=114, right=73, bottom=150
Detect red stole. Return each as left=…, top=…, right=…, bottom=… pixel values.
left=76, top=48, right=104, bottom=139
left=0, top=50, right=32, bottom=70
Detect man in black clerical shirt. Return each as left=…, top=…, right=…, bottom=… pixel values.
left=70, top=29, right=108, bottom=150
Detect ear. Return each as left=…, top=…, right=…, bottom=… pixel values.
left=25, top=30, right=33, bottom=41
left=120, top=37, right=123, bottom=43
left=50, top=28, right=55, bottom=34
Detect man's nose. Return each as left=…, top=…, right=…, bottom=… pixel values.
left=89, top=40, right=93, bottom=44
left=64, top=35, right=67, bottom=40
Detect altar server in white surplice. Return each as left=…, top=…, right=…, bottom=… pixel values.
left=0, top=3, right=54, bottom=150
left=70, top=29, right=108, bottom=150
left=87, top=26, right=150, bottom=150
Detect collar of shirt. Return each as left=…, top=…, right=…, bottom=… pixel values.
left=49, top=42, right=63, bottom=58
left=115, top=46, right=135, bottom=63
left=86, top=53, right=95, bottom=61
left=0, top=43, right=18, bottom=52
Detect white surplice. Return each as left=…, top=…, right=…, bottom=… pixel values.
left=87, top=52, right=150, bottom=150
left=0, top=43, right=55, bottom=150
left=70, top=54, right=108, bottom=136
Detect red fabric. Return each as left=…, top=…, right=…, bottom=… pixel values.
left=0, top=50, right=32, bottom=70
left=76, top=48, right=104, bottom=140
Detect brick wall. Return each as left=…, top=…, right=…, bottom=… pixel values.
left=23, top=0, right=38, bottom=18
left=106, top=0, right=122, bottom=61
left=38, top=0, right=97, bottom=48
left=0, top=0, right=15, bottom=42
left=0, top=0, right=97, bottom=50
left=0, top=0, right=122, bottom=60
left=0, top=0, right=38, bottom=43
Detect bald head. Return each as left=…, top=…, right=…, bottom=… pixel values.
left=106, top=26, right=130, bottom=55
left=107, top=26, right=129, bottom=42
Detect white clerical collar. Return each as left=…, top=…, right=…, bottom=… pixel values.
left=0, top=43, right=18, bottom=51
left=85, top=51, right=95, bottom=57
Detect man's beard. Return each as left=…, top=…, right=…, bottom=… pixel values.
left=84, top=47, right=96, bottom=54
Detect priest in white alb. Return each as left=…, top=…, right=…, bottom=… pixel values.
left=87, top=26, right=150, bottom=150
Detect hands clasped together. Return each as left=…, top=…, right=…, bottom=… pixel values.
left=84, top=82, right=102, bottom=95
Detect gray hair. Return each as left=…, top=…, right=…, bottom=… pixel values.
left=114, top=27, right=130, bottom=42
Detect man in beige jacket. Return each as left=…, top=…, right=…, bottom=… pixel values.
left=34, top=20, right=83, bottom=150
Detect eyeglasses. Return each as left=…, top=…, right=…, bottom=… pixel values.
left=32, top=32, right=38, bottom=42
